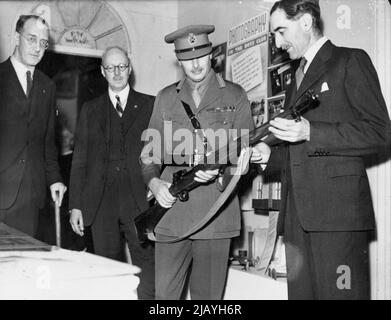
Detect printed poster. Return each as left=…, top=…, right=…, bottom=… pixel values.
left=225, top=11, right=269, bottom=210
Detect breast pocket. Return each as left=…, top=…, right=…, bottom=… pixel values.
left=205, top=110, right=235, bottom=130
left=164, top=113, right=193, bottom=158
left=165, top=113, right=188, bottom=133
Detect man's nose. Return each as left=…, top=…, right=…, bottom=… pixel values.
left=192, top=59, right=200, bottom=68
left=33, top=41, right=41, bottom=52
left=274, top=34, right=283, bottom=48
left=114, top=66, right=121, bottom=75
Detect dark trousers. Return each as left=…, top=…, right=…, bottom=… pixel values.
left=90, top=166, right=155, bottom=300
left=155, top=236, right=231, bottom=300
left=284, top=192, right=371, bottom=300
left=0, top=171, right=39, bottom=237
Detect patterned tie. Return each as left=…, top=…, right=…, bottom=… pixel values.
left=26, top=70, right=32, bottom=97
left=115, top=95, right=123, bottom=117
left=295, top=57, right=307, bottom=90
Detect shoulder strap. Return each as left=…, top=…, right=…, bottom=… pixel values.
left=151, top=148, right=251, bottom=243
left=180, top=100, right=202, bottom=130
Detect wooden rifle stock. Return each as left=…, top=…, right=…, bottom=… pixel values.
left=134, top=91, right=319, bottom=242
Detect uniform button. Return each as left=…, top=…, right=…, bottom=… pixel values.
left=115, top=166, right=120, bottom=171
left=134, top=105, right=138, bottom=109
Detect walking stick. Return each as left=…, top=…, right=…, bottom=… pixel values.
left=54, top=191, right=61, bottom=248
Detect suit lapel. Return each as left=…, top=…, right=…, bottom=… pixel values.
left=196, top=74, right=222, bottom=113
left=1, top=59, right=30, bottom=114
left=28, top=71, right=46, bottom=121
left=121, top=89, right=144, bottom=136
left=294, top=40, right=333, bottom=104
left=177, top=83, right=196, bottom=111
left=97, top=93, right=111, bottom=146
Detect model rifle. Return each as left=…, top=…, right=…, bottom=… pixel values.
left=134, top=90, right=320, bottom=242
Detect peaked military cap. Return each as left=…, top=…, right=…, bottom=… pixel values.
left=164, top=24, right=215, bottom=61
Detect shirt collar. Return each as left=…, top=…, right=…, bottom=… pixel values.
left=10, top=55, right=35, bottom=77
left=303, top=36, right=328, bottom=73
left=108, top=84, right=130, bottom=108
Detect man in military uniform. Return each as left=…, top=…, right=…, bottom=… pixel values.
left=140, top=25, right=270, bottom=300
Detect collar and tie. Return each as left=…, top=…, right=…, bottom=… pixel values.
left=26, top=70, right=32, bottom=97
left=115, top=95, right=123, bottom=117
left=192, top=85, right=201, bottom=108
left=295, top=57, right=307, bottom=89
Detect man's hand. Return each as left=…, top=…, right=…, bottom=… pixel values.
left=250, top=142, right=271, bottom=164
left=149, top=177, right=176, bottom=208
left=49, top=182, right=67, bottom=207
left=69, top=209, right=84, bottom=236
left=269, top=116, right=310, bottom=142
left=231, top=147, right=252, bottom=176
left=194, top=169, right=220, bottom=183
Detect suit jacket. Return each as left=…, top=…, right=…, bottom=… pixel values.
left=267, top=41, right=391, bottom=232
left=69, top=89, right=154, bottom=226
left=0, top=58, right=61, bottom=209
left=140, top=71, right=254, bottom=239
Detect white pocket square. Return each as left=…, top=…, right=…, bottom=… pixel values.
left=320, top=82, right=329, bottom=92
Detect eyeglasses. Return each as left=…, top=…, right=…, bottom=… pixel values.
left=102, top=64, right=129, bottom=73
left=19, top=32, right=49, bottom=50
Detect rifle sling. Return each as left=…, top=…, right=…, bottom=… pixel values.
left=180, top=100, right=209, bottom=152
left=153, top=150, right=250, bottom=243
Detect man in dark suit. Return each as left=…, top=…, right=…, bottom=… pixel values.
left=0, top=15, right=66, bottom=237
left=69, top=46, right=155, bottom=299
left=264, top=0, right=391, bottom=299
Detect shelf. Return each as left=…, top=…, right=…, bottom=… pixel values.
left=267, top=93, right=286, bottom=100
left=267, top=59, right=291, bottom=70
left=253, top=199, right=281, bottom=211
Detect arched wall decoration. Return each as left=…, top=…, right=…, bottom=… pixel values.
left=31, top=0, right=131, bottom=57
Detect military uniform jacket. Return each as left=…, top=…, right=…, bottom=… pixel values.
left=140, top=71, right=254, bottom=239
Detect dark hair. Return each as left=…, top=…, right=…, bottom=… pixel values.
left=270, top=0, right=323, bottom=36
left=15, top=14, right=49, bottom=33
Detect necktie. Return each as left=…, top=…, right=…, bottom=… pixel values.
left=115, top=95, right=123, bottom=117
left=192, top=86, right=201, bottom=108
left=295, top=57, right=307, bottom=90
left=26, top=70, right=32, bottom=97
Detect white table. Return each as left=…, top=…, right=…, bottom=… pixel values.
left=223, top=266, right=288, bottom=300
left=0, top=248, right=140, bottom=300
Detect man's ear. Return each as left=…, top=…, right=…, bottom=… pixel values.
left=15, top=32, right=20, bottom=46
left=300, top=13, right=313, bottom=32
left=100, top=66, right=106, bottom=78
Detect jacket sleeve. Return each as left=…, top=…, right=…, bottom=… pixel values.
left=217, top=86, right=254, bottom=191
left=45, top=81, right=62, bottom=186
left=69, top=102, right=89, bottom=210
left=308, top=49, right=391, bottom=156
left=139, top=90, right=164, bottom=186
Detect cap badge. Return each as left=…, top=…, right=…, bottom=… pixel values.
left=188, top=33, right=196, bottom=44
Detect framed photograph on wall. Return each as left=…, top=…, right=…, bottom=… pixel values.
left=282, top=67, right=294, bottom=91
left=269, top=68, right=283, bottom=96
left=250, top=98, right=266, bottom=127
left=212, top=42, right=227, bottom=79
left=267, top=96, right=285, bottom=121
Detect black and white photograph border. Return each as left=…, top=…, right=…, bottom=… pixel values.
left=0, top=0, right=390, bottom=305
